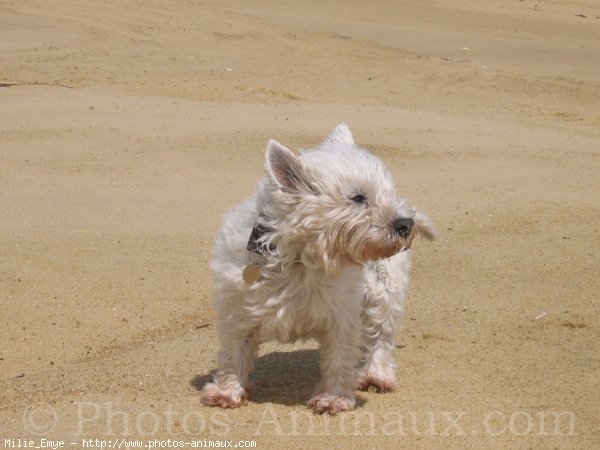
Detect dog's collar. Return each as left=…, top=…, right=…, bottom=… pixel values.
left=244, top=219, right=275, bottom=285
left=246, top=220, right=276, bottom=255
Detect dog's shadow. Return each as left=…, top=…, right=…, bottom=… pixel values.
left=191, top=349, right=365, bottom=407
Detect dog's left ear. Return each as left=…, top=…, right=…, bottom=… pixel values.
left=414, top=210, right=437, bottom=240
left=322, top=123, right=355, bottom=146
left=265, top=139, right=310, bottom=191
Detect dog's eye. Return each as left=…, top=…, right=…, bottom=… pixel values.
left=350, top=194, right=367, bottom=204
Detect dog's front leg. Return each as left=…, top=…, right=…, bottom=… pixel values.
left=200, top=327, right=259, bottom=408
left=308, top=316, right=361, bottom=414
left=358, top=258, right=408, bottom=393
left=357, top=298, right=401, bottom=393
left=357, top=331, right=398, bottom=393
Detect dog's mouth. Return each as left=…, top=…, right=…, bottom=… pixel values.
left=360, top=231, right=416, bottom=262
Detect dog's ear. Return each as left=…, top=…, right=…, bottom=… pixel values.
left=265, top=139, right=309, bottom=191
left=322, top=123, right=355, bottom=146
left=414, top=210, right=437, bottom=240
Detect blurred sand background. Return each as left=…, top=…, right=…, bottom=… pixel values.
left=1, top=1, right=599, bottom=448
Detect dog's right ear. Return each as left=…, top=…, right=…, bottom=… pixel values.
left=265, top=140, right=309, bottom=191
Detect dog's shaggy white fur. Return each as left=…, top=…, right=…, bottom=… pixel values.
left=200, top=124, right=435, bottom=414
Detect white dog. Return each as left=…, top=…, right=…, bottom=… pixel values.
left=200, top=124, right=435, bottom=414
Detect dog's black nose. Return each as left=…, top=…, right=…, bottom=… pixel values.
left=393, top=218, right=414, bottom=238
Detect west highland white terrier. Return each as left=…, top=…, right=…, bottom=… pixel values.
left=200, top=124, right=435, bottom=414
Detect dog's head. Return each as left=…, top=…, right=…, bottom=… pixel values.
left=260, top=123, right=435, bottom=274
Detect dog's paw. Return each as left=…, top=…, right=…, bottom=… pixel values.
left=200, top=382, right=250, bottom=408
left=307, top=392, right=355, bottom=415
left=357, top=376, right=398, bottom=393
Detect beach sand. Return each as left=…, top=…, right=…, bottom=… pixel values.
left=1, top=1, right=599, bottom=448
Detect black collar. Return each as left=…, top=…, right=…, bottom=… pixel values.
left=247, top=221, right=276, bottom=255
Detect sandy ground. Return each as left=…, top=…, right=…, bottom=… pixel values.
left=1, top=1, right=600, bottom=448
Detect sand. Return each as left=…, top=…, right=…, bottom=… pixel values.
left=1, top=0, right=599, bottom=448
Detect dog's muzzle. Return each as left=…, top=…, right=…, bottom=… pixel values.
left=361, top=218, right=416, bottom=261
left=392, top=218, right=414, bottom=239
